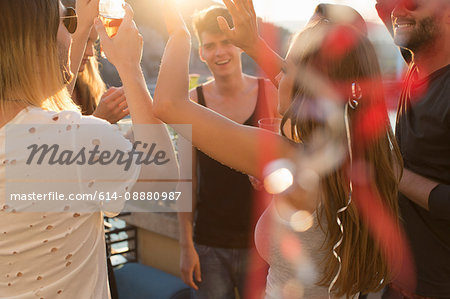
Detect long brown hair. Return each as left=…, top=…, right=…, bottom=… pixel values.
left=0, top=0, right=78, bottom=114
left=281, top=21, right=402, bottom=297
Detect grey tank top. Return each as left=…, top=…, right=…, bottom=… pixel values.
left=255, top=200, right=356, bottom=298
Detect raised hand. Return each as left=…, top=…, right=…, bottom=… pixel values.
left=93, top=87, right=129, bottom=124
left=218, top=0, right=283, bottom=86
left=94, top=3, right=143, bottom=73
left=163, top=0, right=190, bottom=36
left=76, top=0, right=100, bottom=30
left=218, top=0, right=259, bottom=54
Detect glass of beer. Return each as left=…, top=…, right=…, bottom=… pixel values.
left=99, top=0, right=125, bottom=38
left=258, top=118, right=282, bottom=134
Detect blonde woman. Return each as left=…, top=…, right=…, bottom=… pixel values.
left=62, top=0, right=129, bottom=123
left=73, top=29, right=130, bottom=123
left=154, top=0, right=408, bottom=298
left=0, top=1, right=177, bottom=298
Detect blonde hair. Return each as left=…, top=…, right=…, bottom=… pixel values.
left=75, top=56, right=106, bottom=115
left=281, top=22, right=402, bottom=297
left=0, top=0, right=79, bottom=116
left=61, top=0, right=105, bottom=116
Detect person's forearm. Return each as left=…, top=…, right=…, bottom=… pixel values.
left=118, top=66, right=179, bottom=187
left=178, top=212, right=195, bottom=247
left=117, top=66, right=161, bottom=124
left=245, top=37, right=284, bottom=87
left=399, top=168, right=438, bottom=211
left=154, top=30, right=191, bottom=112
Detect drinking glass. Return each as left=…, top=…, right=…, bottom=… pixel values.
left=258, top=117, right=282, bottom=134
left=99, top=0, right=125, bottom=38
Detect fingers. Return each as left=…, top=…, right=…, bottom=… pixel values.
left=94, top=18, right=111, bottom=48
left=122, top=3, right=134, bottom=27
left=116, top=3, right=138, bottom=37
left=102, top=86, right=119, bottom=98
left=217, top=16, right=233, bottom=38
left=222, top=0, right=240, bottom=19
left=108, top=108, right=129, bottom=124
left=194, top=262, right=202, bottom=284
left=181, top=267, right=198, bottom=290
left=118, top=108, right=130, bottom=119
left=110, top=92, right=127, bottom=106
left=224, top=0, right=252, bottom=17
left=234, top=0, right=249, bottom=14
left=101, top=87, right=124, bottom=103
left=115, top=98, right=128, bottom=113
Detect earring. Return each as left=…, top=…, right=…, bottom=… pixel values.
left=348, top=82, right=362, bottom=110
left=348, top=99, right=359, bottom=110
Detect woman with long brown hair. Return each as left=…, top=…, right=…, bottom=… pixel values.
left=154, top=0, right=406, bottom=298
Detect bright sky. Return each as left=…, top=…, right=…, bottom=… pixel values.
left=214, top=0, right=380, bottom=23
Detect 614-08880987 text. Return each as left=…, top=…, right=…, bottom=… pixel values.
left=8, top=191, right=182, bottom=201
left=108, top=191, right=181, bottom=201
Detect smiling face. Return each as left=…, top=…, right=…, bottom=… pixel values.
left=391, top=0, right=448, bottom=53
left=199, top=32, right=243, bottom=78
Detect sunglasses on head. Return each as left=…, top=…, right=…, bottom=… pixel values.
left=61, top=7, right=77, bottom=34
left=401, top=0, right=419, bottom=11
left=376, top=0, right=419, bottom=14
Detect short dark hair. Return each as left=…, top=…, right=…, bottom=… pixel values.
left=192, top=6, right=233, bottom=43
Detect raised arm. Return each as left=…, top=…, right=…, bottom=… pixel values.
left=94, top=4, right=163, bottom=125
left=218, top=0, right=283, bottom=87
left=68, top=0, right=100, bottom=94
left=153, top=0, right=293, bottom=179
left=94, top=3, right=178, bottom=183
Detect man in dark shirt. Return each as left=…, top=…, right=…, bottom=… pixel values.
left=177, top=6, right=278, bottom=299
left=376, top=0, right=450, bottom=297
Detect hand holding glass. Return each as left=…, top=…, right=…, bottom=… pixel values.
left=99, top=0, right=125, bottom=38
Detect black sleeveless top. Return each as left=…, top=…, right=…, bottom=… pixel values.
left=193, top=79, right=271, bottom=248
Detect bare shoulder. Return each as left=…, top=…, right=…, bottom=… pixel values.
left=243, top=74, right=260, bottom=87
left=191, top=79, right=216, bottom=103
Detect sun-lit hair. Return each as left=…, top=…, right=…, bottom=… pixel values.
left=192, top=6, right=233, bottom=44
left=75, top=55, right=106, bottom=115
left=312, top=3, right=368, bottom=36
left=62, top=0, right=105, bottom=115
left=281, top=21, right=403, bottom=297
left=0, top=0, right=79, bottom=115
